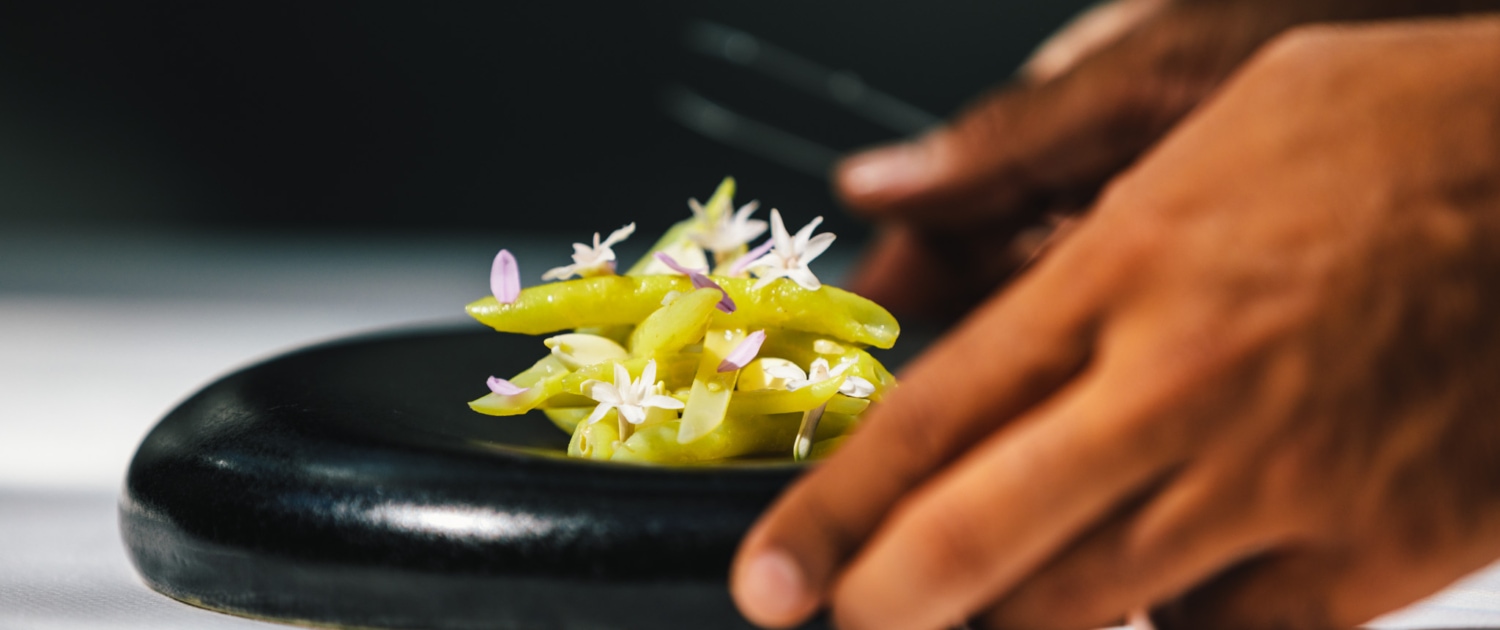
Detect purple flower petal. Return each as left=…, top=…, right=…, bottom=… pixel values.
left=654, top=252, right=702, bottom=276
left=656, top=252, right=736, bottom=313
left=717, top=329, right=766, bottom=373
left=487, top=375, right=529, bottom=396
left=730, top=238, right=777, bottom=275
left=490, top=249, right=520, bottom=304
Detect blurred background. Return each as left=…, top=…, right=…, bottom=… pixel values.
left=0, top=0, right=1091, bottom=235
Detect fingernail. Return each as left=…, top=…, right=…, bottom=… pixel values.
left=840, top=142, right=931, bottom=198
left=1129, top=608, right=1158, bottom=630
left=739, top=549, right=808, bottom=623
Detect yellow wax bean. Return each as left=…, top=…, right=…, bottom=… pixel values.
left=467, top=276, right=899, bottom=349
left=677, top=329, right=743, bottom=444
left=629, top=288, right=720, bottom=358
left=543, top=407, right=591, bottom=434
left=510, top=354, right=568, bottom=387
left=612, top=412, right=803, bottom=464
left=824, top=395, right=870, bottom=417
left=725, top=376, right=843, bottom=416
left=808, top=436, right=848, bottom=460
left=816, top=412, right=860, bottom=440
left=469, top=377, right=564, bottom=416
left=568, top=413, right=621, bottom=460
left=571, top=325, right=633, bottom=346
left=759, top=328, right=897, bottom=399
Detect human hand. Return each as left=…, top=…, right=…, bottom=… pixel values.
left=840, top=0, right=1500, bottom=320
left=736, top=17, right=1500, bottom=629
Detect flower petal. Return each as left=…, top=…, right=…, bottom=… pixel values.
left=787, top=265, right=822, bottom=291
left=486, top=375, right=529, bottom=396
left=762, top=361, right=808, bottom=382
left=793, top=215, right=825, bottom=251
left=541, top=264, right=578, bottom=281
left=490, top=249, right=521, bottom=304
left=601, top=222, right=637, bottom=249
left=587, top=380, right=623, bottom=406
left=769, top=209, right=793, bottom=255
left=698, top=277, right=737, bottom=313
left=640, top=359, right=658, bottom=391
left=657, top=253, right=736, bottom=313
left=717, top=329, right=766, bottom=372
left=654, top=252, right=704, bottom=276
left=643, top=394, right=686, bottom=410
left=800, top=232, right=836, bottom=265
left=620, top=404, right=647, bottom=425
left=840, top=375, right=876, bottom=399
left=808, top=358, right=832, bottom=381
left=612, top=362, right=632, bottom=389
left=585, top=401, right=613, bottom=425
left=730, top=238, right=777, bottom=275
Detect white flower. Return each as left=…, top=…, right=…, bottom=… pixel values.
left=582, top=360, right=684, bottom=426
left=744, top=209, right=834, bottom=291
left=765, top=357, right=875, bottom=398
left=542, top=223, right=636, bottom=281
left=688, top=198, right=767, bottom=255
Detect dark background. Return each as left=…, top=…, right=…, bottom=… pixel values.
left=0, top=1, right=1091, bottom=239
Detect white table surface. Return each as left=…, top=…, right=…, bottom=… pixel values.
left=1, top=226, right=1497, bottom=629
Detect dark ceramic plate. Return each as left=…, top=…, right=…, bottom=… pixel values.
left=121, top=325, right=941, bottom=629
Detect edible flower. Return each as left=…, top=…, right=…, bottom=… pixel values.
left=541, top=223, right=636, bottom=280
left=486, top=375, right=529, bottom=396
left=743, top=209, right=835, bottom=291
left=717, top=329, right=766, bottom=373
left=688, top=198, right=768, bottom=257
left=766, top=357, right=875, bottom=398
left=490, top=249, right=520, bottom=304
left=583, top=360, right=685, bottom=429
left=654, top=252, right=736, bottom=313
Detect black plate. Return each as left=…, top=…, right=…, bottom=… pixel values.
left=123, top=326, right=890, bottom=629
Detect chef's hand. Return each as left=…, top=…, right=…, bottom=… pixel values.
left=842, top=0, right=1500, bottom=320
left=735, top=17, right=1500, bottom=629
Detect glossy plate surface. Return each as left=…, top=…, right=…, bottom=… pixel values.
left=121, top=326, right=849, bottom=630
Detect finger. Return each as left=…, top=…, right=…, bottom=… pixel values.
left=834, top=16, right=1191, bottom=229
left=825, top=349, right=1203, bottom=630
left=976, top=461, right=1300, bottom=630
left=835, top=68, right=1143, bottom=229
left=730, top=226, right=1118, bottom=628
left=835, top=0, right=1303, bottom=229
left=1023, top=0, right=1170, bottom=83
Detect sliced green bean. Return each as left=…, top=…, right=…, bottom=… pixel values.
left=467, top=276, right=899, bottom=349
